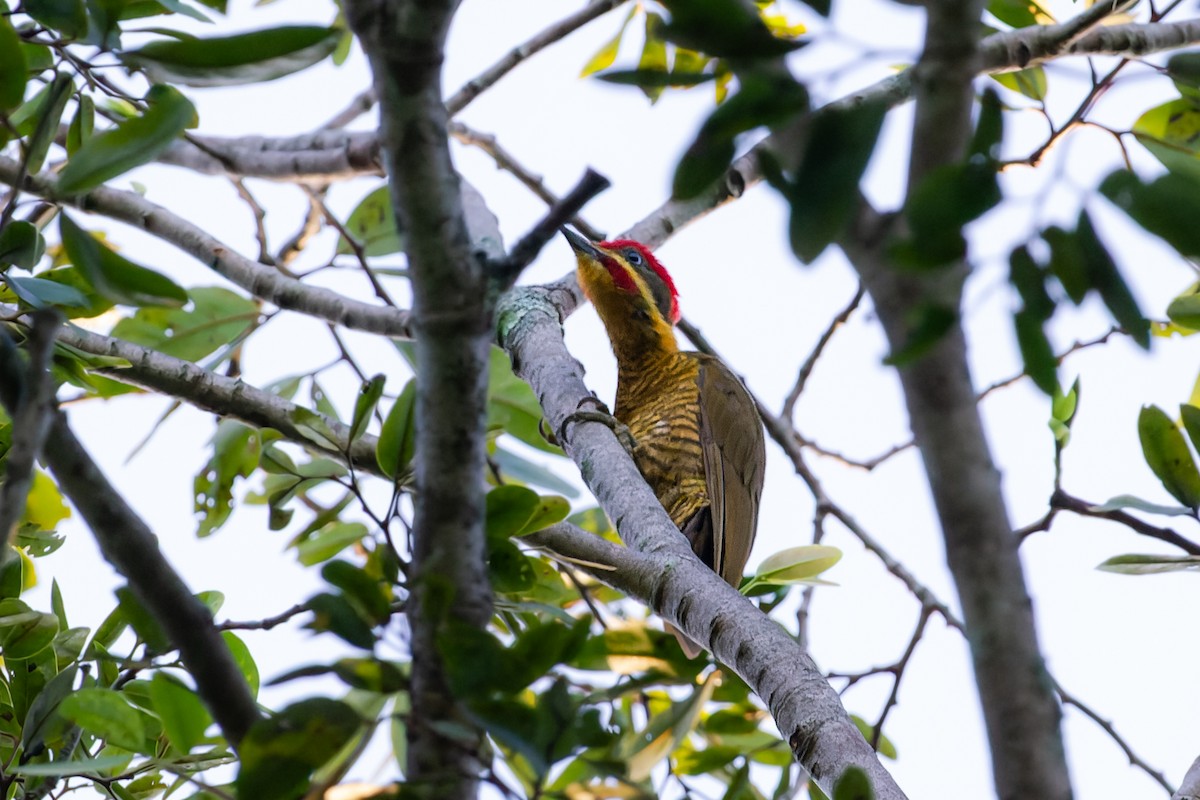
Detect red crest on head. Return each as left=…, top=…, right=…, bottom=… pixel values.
left=600, top=239, right=681, bottom=323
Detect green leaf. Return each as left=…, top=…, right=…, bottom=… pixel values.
left=349, top=374, right=385, bottom=443
left=110, top=286, right=259, bottom=361
left=0, top=598, right=58, bottom=659
left=376, top=378, right=416, bottom=479
left=1075, top=210, right=1149, bottom=348
left=1167, top=288, right=1200, bottom=331
left=0, top=17, right=27, bottom=112
left=24, top=0, right=89, bottom=39
left=337, top=185, right=404, bottom=257
left=597, top=69, right=713, bottom=88
left=1042, top=226, right=1089, bottom=304
left=850, top=715, right=897, bottom=759
left=747, top=544, right=841, bottom=589
left=4, top=276, right=88, bottom=310
left=121, top=26, right=341, bottom=87
left=658, top=0, right=806, bottom=59
left=21, top=73, right=74, bottom=174
left=66, top=93, right=95, bottom=155
left=59, top=213, right=188, bottom=307
left=1089, top=494, right=1194, bottom=517
left=636, top=13, right=668, bottom=103
left=0, top=221, right=46, bottom=269
left=296, top=522, right=367, bottom=567
left=492, top=446, right=579, bottom=497
left=580, top=6, right=636, bottom=77
left=1099, top=170, right=1200, bottom=259
left=883, top=304, right=956, bottom=366
left=321, top=560, right=391, bottom=624
left=57, top=84, right=196, bottom=193
left=832, top=765, right=875, bottom=800
left=306, top=592, right=375, bottom=649
left=222, top=631, right=259, bottom=698
left=1181, top=403, right=1200, bottom=456
left=21, top=663, right=78, bottom=754
left=787, top=98, right=887, bottom=261
left=149, top=673, right=212, bottom=753
left=1138, top=404, right=1200, bottom=509
left=1014, top=309, right=1056, bottom=395
left=674, top=73, right=808, bottom=199
left=237, top=698, right=361, bottom=800
left=987, top=0, right=1053, bottom=27
left=11, top=755, right=132, bottom=777
left=1097, top=553, right=1200, bottom=574
left=1132, top=98, right=1200, bottom=182
left=486, top=485, right=540, bottom=541
left=58, top=688, right=145, bottom=751
left=195, top=420, right=260, bottom=537
left=116, top=586, right=170, bottom=654
left=991, top=67, right=1047, bottom=101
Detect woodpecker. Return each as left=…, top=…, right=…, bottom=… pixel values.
left=563, top=228, right=766, bottom=658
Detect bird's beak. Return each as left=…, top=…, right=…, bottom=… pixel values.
left=561, top=227, right=605, bottom=260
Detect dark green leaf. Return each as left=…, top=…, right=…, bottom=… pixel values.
left=1138, top=404, right=1200, bottom=509
left=25, top=0, right=89, bottom=38
left=883, top=304, right=956, bottom=366
left=22, top=73, right=74, bottom=174
left=349, top=374, right=385, bottom=443
left=149, top=673, right=211, bottom=753
left=987, top=0, right=1053, bottom=28
left=115, top=586, right=171, bottom=654
left=1180, top=403, right=1200, bottom=456
left=66, top=93, right=95, bottom=155
left=1132, top=98, right=1200, bottom=182
left=787, top=98, right=886, bottom=261
left=1167, top=289, right=1200, bottom=331
left=1009, top=245, right=1053, bottom=318
left=376, top=378, right=416, bottom=479
left=1168, top=52, right=1200, bottom=102
left=486, top=485, right=539, bottom=542
left=57, top=85, right=196, bottom=193
left=306, top=592, right=375, bottom=649
left=337, top=185, right=404, bottom=257
left=321, top=560, right=391, bottom=624
left=596, top=69, right=713, bottom=88
left=21, top=663, right=77, bottom=754
left=492, top=446, right=579, bottom=497
left=832, top=765, right=875, bottom=800
left=1075, top=210, right=1149, bottom=348
left=237, top=698, right=361, bottom=800
left=59, top=213, right=188, bottom=307
left=328, top=658, right=405, bottom=693
left=121, top=26, right=341, bottom=87
left=674, top=74, right=808, bottom=198
left=970, top=89, right=1004, bottom=160
left=0, top=17, right=27, bottom=111
left=1041, top=226, right=1088, bottom=303
left=0, top=221, right=46, bottom=269
left=4, top=275, right=89, bottom=309
left=195, top=420, right=260, bottom=537
left=1099, top=170, right=1200, bottom=258
left=898, top=161, right=1000, bottom=269
left=0, top=598, right=58, bottom=659
left=658, top=0, right=805, bottom=59
left=58, top=688, right=145, bottom=751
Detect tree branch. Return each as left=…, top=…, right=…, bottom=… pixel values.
left=345, top=1, right=494, bottom=796
left=496, top=284, right=907, bottom=799
left=12, top=405, right=261, bottom=747
left=0, top=311, right=61, bottom=554
left=0, top=157, right=411, bottom=337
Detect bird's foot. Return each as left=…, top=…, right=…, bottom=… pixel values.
left=548, top=396, right=637, bottom=455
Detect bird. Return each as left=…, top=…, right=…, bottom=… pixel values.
left=562, top=227, right=766, bottom=658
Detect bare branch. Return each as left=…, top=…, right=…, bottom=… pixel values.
left=494, top=168, right=610, bottom=290
left=445, top=0, right=631, bottom=115
left=781, top=285, right=864, bottom=421
left=1032, top=489, right=1200, bottom=554
left=0, top=156, right=411, bottom=337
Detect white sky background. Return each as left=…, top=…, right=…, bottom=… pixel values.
left=23, top=0, right=1200, bottom=797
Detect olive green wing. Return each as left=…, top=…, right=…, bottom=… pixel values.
left=695, top=354, right=766, bottom=588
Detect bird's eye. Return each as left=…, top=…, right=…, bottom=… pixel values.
left=625, top=249, right=644, bottom=266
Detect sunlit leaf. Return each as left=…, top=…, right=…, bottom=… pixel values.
left=337, top=185, right=404, bottom=257
left=1097, top=553, right=1200, bottom=574
left=1138, top=404, right=1200, bottom=509
left=580, top=6, right=636, bottom=77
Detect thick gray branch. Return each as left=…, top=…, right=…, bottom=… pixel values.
left=496, top=286, right=906, bottom=799
left=0, top=157, right=411, bottom=337
left=345, top=1, right=494, bottom=796
left=24, top=408, right=261, bottom=747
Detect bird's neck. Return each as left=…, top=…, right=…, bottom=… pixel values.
left=594, top=302, right=679, bottom=374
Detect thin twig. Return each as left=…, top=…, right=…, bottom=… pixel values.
left=322, top=88, right=378, bottom=129
left=782, top=285, right=864, bottom=420
left=219, top=602, right=313, bottom=632
left=450, top=122, right=606, bottom=241
left=496, top=168, right=611, bottom=289
left=444, top=0, right=630, bottom=116
left=1026, top=489, right=1200, bottom=554
left=1056, top=681, right=1175, bottom=794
